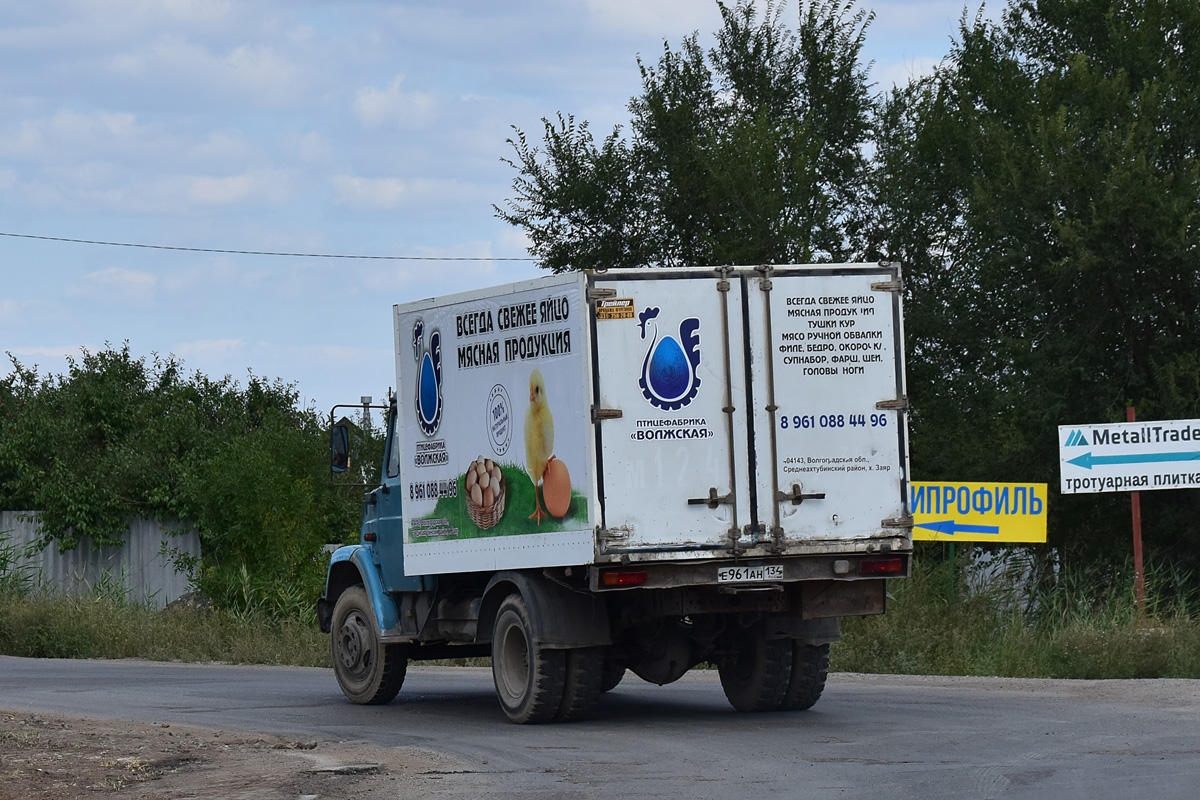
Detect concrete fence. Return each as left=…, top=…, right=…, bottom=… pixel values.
left=0, top=511, right=200, bottom=609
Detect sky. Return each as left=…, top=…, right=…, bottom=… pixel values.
left=0, top=0, right=989, bottom=416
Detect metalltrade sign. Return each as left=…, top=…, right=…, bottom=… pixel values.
left=910, top=481, right=1048, bottom=543
left=1060, top=419, right=1200, bottom=494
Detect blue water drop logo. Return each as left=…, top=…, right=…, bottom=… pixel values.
left=413, top=324, right=443, bottom=436
left=638, top=307, right=701, bottom=411
left=419, top=353, right=438, bottom=425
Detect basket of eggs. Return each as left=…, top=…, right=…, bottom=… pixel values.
left=465, top=456, right=506, bottom=529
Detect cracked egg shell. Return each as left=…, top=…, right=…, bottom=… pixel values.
left=542, top=458, right=571, bottom=518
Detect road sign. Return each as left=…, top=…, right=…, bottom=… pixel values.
left=1059, top=419, right=1200, bottom=494
left=910, top=481, right=1047, bottom=543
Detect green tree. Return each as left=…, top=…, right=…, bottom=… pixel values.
left=872, top=0, right=1200, bottom=567
left=496, top=0, right=876, bottom=271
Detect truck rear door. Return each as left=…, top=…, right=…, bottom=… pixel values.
left=744, top=265, right=909, bottom=548
left=588, top=269, right=752, bottom=555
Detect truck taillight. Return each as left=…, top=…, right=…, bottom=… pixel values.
left=860, top=558, right=904, bottom=575
left=600, top=569, right=648, bottom=587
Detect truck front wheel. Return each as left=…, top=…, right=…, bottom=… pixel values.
left=331, top=586, right=407, bottom=705
left=491, top=593, right=566, bottom=724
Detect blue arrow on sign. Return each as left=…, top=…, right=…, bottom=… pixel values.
left=1067, top=451, right=1200, bottom=470
left=914, top=520, right=1000, bottom=536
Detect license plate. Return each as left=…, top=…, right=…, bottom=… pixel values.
left=717, top=564, right=784, bottom=583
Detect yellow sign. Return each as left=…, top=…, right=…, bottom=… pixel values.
left=910, top=481, right=1047, bottom=543
left=595, top=298, right=635, bottom=320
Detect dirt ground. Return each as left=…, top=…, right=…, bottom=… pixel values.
left=0, top=710, right=472, bottom=800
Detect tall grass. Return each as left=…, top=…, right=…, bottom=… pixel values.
left=0, top=530, right=36, bottom=597
left=836, top=552, right=1200, bottom=679
left=0, top=591, right=329, bottom=666
left=3, top=535, right=1198, bottom=678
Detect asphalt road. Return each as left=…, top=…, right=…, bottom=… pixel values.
left=2, top=656, right=1198, bottom=799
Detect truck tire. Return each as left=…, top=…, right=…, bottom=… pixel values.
left=331, top=586, right=407, bottom=705
left=599, top=660, right=626, bottom=693
left=718, top=623, right=793, bottom=712
left=556, top=647, right=604, bottom=721
left=780, top=642, right=829, bottom=711
left=491, top=593, right=566, bottom=724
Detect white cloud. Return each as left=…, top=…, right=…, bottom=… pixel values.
left=495, top=226, right=534, bottom=257
left=332, top=175, right=406, bottom=209
left=187, top=170, right=290, bottom=206
left=0, top=299, right=25, bottom=325
left=174, top=338, right=246, bottom=358
left=353, top=76, right=435, bottom=129
left=108, top=36, right=302, bottom=106
left=353, top=240, right=541, bottom=296
left=0, top=110, right=149, bottom=159
left=293, top=343, right=383, bottom=367
left=1, top=345, right=92, bottom=366
left=0, top=0, right=234, bottom=50
left=292, top=131, right=332, bottom=164
left=158, top=257, right=269, bottom=294
left=189, top=131, right=252, bottom=161
left=68, top=268, right=157, bottom=306
left=578, top=0, right=721, bottom=36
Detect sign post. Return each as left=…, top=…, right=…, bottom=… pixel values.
left=1126, top=406, right=1145, bottom=613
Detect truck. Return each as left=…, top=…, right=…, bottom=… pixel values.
left=317, top=264, right=912, bottom=723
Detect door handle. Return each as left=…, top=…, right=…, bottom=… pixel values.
left=776, top=484, right=825, bottom=505
left=688, top=487, right=733, bottom=509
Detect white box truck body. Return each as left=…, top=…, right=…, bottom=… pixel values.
left=319, top=265, right=912, bottom=723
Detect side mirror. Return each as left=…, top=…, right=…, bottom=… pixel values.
left=330, top=424, right=350, bottom=473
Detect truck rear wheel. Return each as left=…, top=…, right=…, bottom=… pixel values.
left=718, top=623, right=792, bottom=712
left=780, top=642, right=829, bottom=711
left=331, top=586, right=407, bottom=705
left=599, top=660, right=626, bottom=693
left=556, top=647, right=604, bottom=721
left=491, top=594, right=566, bottom=724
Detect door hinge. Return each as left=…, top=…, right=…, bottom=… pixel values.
left=592, top=406, right=623, bottom=422
left=871, top=280, right=903, bottom=293
left=875, top=397, right=909, bottom=412
left=598, top=525, right=631, bottom=543
left=587, top=286, right=617, bottom=301
left=881, top=516, right=915, bottom=529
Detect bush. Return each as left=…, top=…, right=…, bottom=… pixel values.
left=0, top=344, right=370, bottom=618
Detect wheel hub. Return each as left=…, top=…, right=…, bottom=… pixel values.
left=339, top=614, right=367, bottom=671
left=497, top=622, right=530, bottom=701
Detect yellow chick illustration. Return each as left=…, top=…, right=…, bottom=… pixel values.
left=524, top=369, right=555, bottom=523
